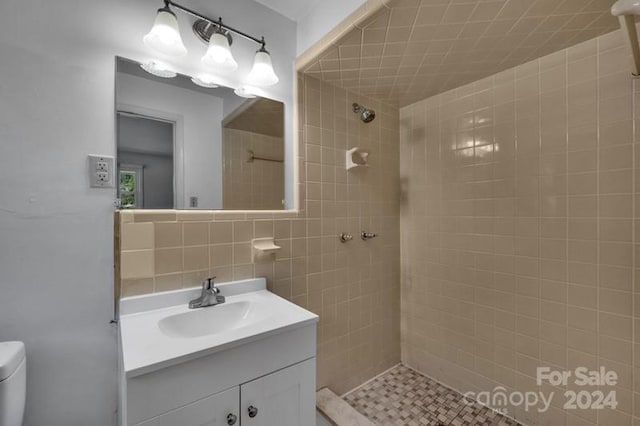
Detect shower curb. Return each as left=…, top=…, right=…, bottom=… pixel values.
left=316, top=388, right=375, bottom=426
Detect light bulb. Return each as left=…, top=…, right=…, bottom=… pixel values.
left=202, top=30, right=238, bottom=73
left=234, top=86, right=257, bottom=98
left=191, top=75, right=219, bottom=88
left=247, top=47, right=279, bottom=87
left=143, top=7, right=187, bottom=57
left=140, top=60, right=177, bottom=78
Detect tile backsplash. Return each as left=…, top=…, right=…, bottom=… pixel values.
left=117, top=211, right=302, bottom=297
left=116, top=74, right=401, bottom=394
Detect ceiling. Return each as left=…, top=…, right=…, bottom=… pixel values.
left=301, top=0, right=620, bottom=106
left=224, top=98, right=285, bottom=138
left=254, top=0, right=322, bottom=21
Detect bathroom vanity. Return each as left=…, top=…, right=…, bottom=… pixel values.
left=118, top=278, right=318, bottom=426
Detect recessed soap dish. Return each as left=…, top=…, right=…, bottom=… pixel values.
left=252, top=237, right=281, bottom=261
left=346, top=147, right=369, bottom=170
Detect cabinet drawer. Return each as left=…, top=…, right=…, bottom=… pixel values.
left=135, top=386, right=238, bottom=426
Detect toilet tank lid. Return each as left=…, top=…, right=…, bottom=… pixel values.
left=0, top=341, right=25, bottom=380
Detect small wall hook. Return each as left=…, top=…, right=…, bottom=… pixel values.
left=361, top=231, right=377, bottom=240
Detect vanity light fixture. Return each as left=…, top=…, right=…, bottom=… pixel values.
left=247, top=44, right=279, bottom=87
left=143, top=0, right=279, bottom=86
left=143, top=2, right=188, bottom=57
left=201, top=24, right=238, bottom=73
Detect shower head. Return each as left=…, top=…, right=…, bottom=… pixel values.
left=352, top=103, right=376, bottom=123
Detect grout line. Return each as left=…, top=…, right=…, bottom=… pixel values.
left=513, top=55, right=520, bottom=405
left=564, top=46, right=570, bottom=407
left=536, top=56, right=542, bottom=415
left=632, top=73, right=637, bottom=424
left=595, top=33, right=603, bottom=426
left=596, top=32, right=601, bottom=368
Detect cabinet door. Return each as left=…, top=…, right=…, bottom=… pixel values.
left=241, top=358, right=316, bottom=426
left=136, top=386, right=239, bottom=426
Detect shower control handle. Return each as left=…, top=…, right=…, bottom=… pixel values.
left=361, top=231, right=377, bottom=240
left=339, top=233, right=353, bottom=243
left=226, top=413, right=237, bottom=425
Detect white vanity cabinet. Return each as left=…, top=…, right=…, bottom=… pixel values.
left=135, top=358, right=315, bottom=426
left=118, top=278, right=319, bottom=426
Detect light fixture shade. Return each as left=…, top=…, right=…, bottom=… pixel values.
left=201, top=31, right=238, bottom=73
left=247, top=48, right=279, bottom=87
left=143, top=8, right=188, bottom=57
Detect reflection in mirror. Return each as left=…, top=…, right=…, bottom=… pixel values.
left=117, top=113, right=174, bottom=209
left=115, top=57, right=285, bottom=210
left=223, top=98, right=284, bottom=210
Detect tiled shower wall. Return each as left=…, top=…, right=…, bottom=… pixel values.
left=400, top=29, right=638, bottom=425
left=222, top=128, right=285, bottom=210
left=117, top=75, right=400, bottom=393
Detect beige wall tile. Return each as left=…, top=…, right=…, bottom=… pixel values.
left=155, top=274, right=183, bottom=292
left=184, top=246, right=209, bottom=272
left=210, top=244, right=233, bottom=268
left=121, top=223, right=154, bottom=251
left=155, top=248, right=183, bottom=275
left=233, top=221, right=254, bottom=242
left=121, top=250, right=154, bottom=279
left=155, top=222, right=182, bottom=248
left=121, top=278, right=154, bottom=297
left=210, top=222, right=233, bottom=244
left=183, top=222, right=209, bottom=246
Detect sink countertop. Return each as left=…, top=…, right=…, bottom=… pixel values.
left=119, top=278, right=318, bottom=378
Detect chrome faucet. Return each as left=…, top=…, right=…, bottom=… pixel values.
left=189, top=277, right=225, bottom=309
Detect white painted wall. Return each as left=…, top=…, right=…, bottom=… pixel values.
left=296, top=0, right=366, bottom=55
left=0, top=0, right=296, bottom=425
left=117, top=73, right=224, bottom=209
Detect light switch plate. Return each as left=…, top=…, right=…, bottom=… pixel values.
left=89, top=155, right=115, bottom=188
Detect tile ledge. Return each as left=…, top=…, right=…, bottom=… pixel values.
left=295, top=0, right=387, bottom=71
left=316, top=388, right=374, bottom=426
left=120, top=209, right=301, bottom=223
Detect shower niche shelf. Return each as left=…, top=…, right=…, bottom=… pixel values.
left=346, top=147, right=369, bottom=170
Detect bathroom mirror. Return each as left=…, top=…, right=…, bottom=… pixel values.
left=115, top=57, right=285, bottom=210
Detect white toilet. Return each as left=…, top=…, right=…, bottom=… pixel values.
left=0, top=342, right=26, bottom=426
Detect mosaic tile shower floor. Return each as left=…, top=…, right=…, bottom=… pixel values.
left=343, top=365, right=521, bottom=426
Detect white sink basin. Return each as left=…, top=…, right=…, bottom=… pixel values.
left=158, top=300, right=265, bottom=338
left=118, top=278, right=318, bottom=377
